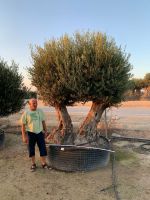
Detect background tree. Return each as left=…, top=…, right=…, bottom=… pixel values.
left=23, top=87, right=37, bottom=99
left=0, top=59, right=25, bottom=118
left=29, top=32, right=132, bottom=144
left=130, top=78, right=145, bottom=96
left=143, top=73, right=150, bottom=96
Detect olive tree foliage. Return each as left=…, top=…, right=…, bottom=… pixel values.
left=0, top=59, right=26, bottom=117
left=68, top=32, right=132, bottom=105
left=29, top=36, right=78, bottom=107
left=29, top=32, right=132, bottom=143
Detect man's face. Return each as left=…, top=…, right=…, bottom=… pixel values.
left=29, top=99, right=37, bottom=111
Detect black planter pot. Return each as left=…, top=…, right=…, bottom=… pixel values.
left=0, top=129, right=5, bottom=149
left=47, top=136, right=110, bottom=172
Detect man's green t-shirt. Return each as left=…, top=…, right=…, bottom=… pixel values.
left=21, top=108, right=45, bottom=134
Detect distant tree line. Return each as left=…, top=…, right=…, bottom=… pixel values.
left=127, top=73, right=150, bottom=100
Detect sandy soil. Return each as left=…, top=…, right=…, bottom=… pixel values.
left=0, top=101, right=150, bottom=200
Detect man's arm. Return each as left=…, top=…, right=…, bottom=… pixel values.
left=42, top=121, right=48, bottom=137
left=21, top=124, right=28, bottom=143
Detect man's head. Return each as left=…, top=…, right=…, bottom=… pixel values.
left=29, top=98, right=38, bottom=111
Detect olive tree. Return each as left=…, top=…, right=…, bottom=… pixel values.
left=29, top=35, right=78, bottom=143
left=70, top=33, right=132, bottom=142
left=29, top=32, right=132, bottom=144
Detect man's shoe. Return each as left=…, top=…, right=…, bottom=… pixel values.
left=42, top=163, right=52, bottom=170
left=30, top=163, right=36, bottom=172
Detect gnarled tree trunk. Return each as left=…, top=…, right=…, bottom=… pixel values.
left=75, top=102, right=107, bottom=144
left=55, top=106, right=63, bottom=131
left=51, top=105, right=74, bottom=144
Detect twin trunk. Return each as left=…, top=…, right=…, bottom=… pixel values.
left=53, top=102, right=106, bottom=144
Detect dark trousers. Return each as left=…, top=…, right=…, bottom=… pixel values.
left=27, top=131, right=47, bottom=157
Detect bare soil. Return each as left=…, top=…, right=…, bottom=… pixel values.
left=0, top=101, right=150, bottom=200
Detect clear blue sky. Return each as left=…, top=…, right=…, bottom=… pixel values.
left=0, top=0, right=150, bottom=88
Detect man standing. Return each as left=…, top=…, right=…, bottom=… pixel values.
left=21, top=98, right=51, bottom=171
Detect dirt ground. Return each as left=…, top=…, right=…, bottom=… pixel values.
left=0, top=101, right=150, bottom=200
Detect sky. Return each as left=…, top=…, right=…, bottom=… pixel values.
left=0, top=0, right=150, bottom=89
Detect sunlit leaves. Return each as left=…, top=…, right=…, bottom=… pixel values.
left=29, top=32, right=132, bottom=107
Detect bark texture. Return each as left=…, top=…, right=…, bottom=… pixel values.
left=51, top=105, right=74, bottom=144
left=75, top=102, right=106, bottom=144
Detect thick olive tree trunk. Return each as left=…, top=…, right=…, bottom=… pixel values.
left=51, top=105, right=74, bottom=144
left=75, top=102, right=106, bottom=144
left=55, top=106, right=63, bottom=130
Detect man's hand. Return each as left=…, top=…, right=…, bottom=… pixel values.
left=21, top=124, right=28, bottom=144
left=22, top=135, right=28, bottom=144
left=42, top=121, right=48, bottom=138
